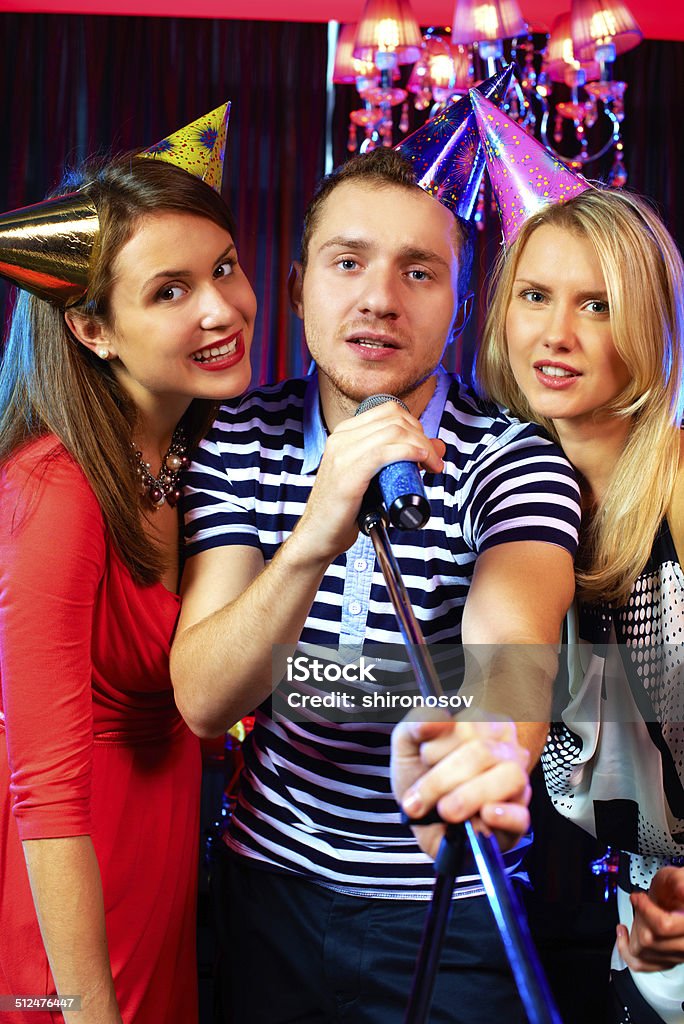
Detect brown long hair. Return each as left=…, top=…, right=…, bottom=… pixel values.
left=0, top=156, right=237, bottom=585
left=476, top=188, right=684, bottom=605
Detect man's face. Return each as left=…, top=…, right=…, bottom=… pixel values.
left=292, top=179, right=463, bottom=427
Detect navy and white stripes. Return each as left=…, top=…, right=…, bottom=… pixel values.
left=184, top=373, right=580, bottom=896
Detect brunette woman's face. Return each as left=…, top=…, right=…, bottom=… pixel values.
left=505, top=224, right=631, bottom=432
left=96, top=211, right=256, bottom=417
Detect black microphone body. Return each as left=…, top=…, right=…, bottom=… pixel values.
left=355, top=394, right=431, bottom=530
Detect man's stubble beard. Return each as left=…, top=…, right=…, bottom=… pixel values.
left=316, top=362, right=437, bottom=412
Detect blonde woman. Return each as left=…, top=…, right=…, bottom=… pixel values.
left=477, top=185, right=684, bottom=1024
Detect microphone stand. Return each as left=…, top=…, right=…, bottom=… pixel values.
left=357, top=502, right=563, bottom=1024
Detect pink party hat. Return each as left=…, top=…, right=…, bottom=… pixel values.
left=395, top=63, right=515, bottom=221
left=470, top=88, right=591, bottom=244
left=139, top=102, right=231, bottom=194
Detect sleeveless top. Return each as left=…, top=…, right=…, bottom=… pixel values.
left=542, top=521, right=684, bottom=1022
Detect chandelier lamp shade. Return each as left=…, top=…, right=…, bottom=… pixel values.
left=546, top=12, right=600, bottom=84
left=332, top=22, right=378, bottom=84
left=570, top=0, right=643, bottom=63
left=335, top=0, right=643, bottom=190
left=352, top=0, right=423, bottom=66
left=451, top=0, right=528, bottom=53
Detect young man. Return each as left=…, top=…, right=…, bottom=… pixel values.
left=171, top=149, right=579, bottom=1022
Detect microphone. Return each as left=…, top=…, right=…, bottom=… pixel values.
left=355, top=394, right=431, bottom=530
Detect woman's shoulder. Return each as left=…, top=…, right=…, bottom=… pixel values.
left=1, top=435, right=103, bottom=527
left=5, top=433, right=71, bottom=467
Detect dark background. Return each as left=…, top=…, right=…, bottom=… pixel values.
left=0, top=17, right=675, bottom=1020
left=1, top=13, right=683, bottom=382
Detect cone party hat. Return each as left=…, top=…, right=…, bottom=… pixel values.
left=139, top=102, right=231, bottom=194
left=395, top=63, right=515, bottom=221
left=0, top=102, right=232, bottom=306
left=0, top=193, right=99, bottom=307
left=469, top=88, right=591, bottom=244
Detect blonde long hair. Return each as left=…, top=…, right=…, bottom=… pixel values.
left=477, top=188, right=684, bottom=605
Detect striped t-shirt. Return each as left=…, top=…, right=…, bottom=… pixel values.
left=184, top=370, right=580, bottom=897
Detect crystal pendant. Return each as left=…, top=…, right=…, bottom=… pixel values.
left=608, top=154, right=628, bottom=188
left=399, top=101, right=409, bottom=134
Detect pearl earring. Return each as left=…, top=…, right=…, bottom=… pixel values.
left=98, top=348, right=110, bottom=360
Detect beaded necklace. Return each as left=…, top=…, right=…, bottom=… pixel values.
left=132, top=426, right=189, bottom=509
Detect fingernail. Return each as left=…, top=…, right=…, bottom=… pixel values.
left=491, top=805, right=506, bottom=817
left=403, top=788, right=424, bottom=817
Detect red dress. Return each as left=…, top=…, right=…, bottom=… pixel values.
left=0, top=437, right=200, bottom=1024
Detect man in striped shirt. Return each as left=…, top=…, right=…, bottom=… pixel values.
left=171, top=149, right=579, bottom=1022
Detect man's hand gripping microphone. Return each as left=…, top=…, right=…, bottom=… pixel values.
left=355, top=394, right=431, bottom=533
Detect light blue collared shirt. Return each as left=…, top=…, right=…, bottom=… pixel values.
left=301, top=369, right=451, bottom=646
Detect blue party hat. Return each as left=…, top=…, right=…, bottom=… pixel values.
left=396, top=63, right=515, bottom=220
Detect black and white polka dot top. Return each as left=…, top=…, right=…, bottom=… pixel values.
left=542, top=520, right=684, bottom=892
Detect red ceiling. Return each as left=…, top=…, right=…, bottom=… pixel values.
left=0, top=0, right=681, bottom=42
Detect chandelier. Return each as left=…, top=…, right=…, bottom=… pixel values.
left=334, top=0, right=643, bottom=186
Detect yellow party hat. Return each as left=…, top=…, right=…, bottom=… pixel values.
left=139, top=102, right=231, bottom=193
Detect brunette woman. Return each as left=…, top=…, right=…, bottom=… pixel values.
left=0, top=124, right=256, bottom=1024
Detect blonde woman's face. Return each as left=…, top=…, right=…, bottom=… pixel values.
left=505, top=224, right=631, bottom=431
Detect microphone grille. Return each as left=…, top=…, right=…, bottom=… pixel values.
left=355, top=394, right=409, bottom=417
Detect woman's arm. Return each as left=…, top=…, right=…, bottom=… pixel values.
left=1, top=446, right=119, bottom=1018
left=616, top=866, right=684, bottom=972
left=22, top=837, right=122, bottom=1024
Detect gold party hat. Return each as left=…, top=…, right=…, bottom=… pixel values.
left=0, top=102, right=231, bottom=306
left=139, top=102, right=231, bottom=193
left=0, top=193, right=99, bottom=306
